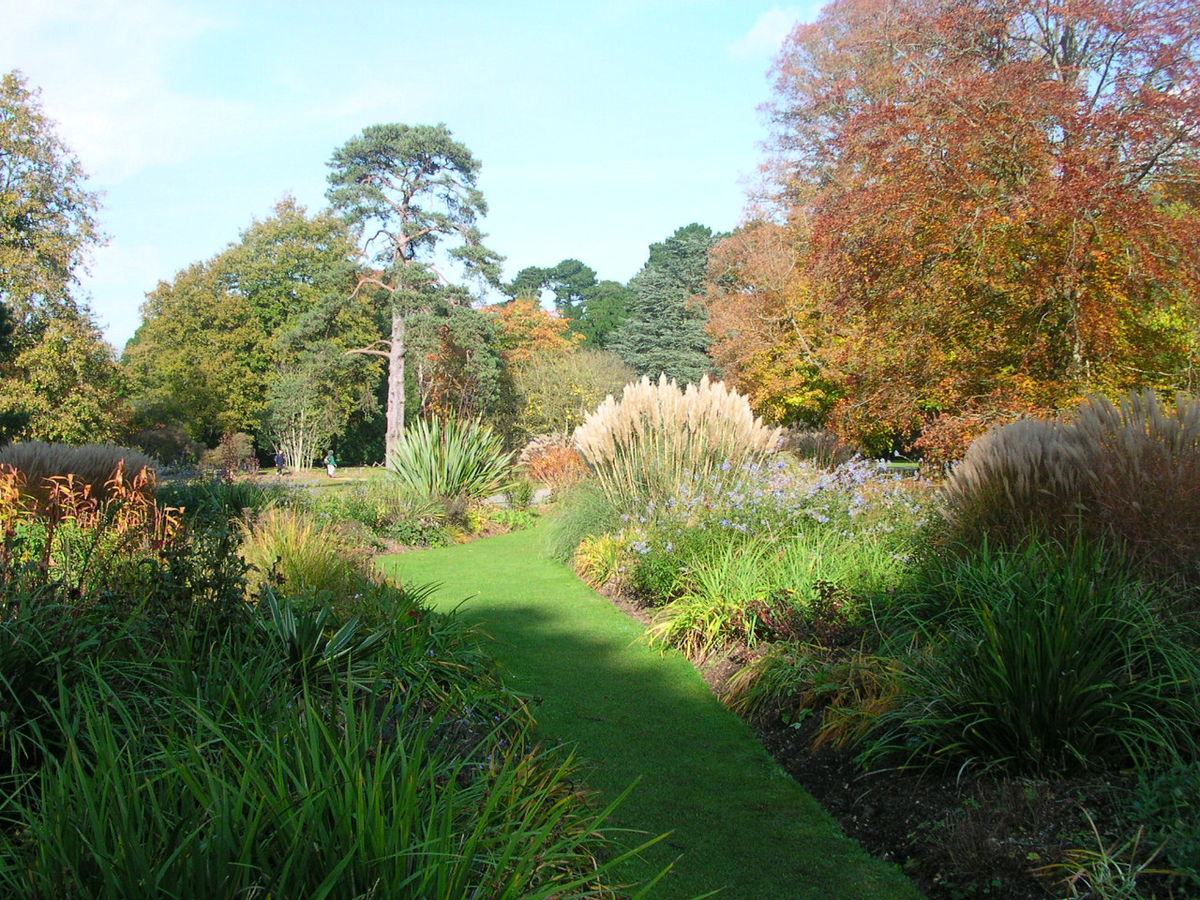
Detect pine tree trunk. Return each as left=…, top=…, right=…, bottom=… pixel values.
left=385, top=310, right=406, bottom=466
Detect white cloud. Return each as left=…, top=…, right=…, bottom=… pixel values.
left=728, top=6, right=801, bottom=59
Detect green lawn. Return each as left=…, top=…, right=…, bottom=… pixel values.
left=379, top=526, right=921, bottom=900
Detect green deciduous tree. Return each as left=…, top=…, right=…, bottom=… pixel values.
left=0, top=70, right=122, bottom=445
left=125, top=199, right=381, bottom=449
left=0, top=70, right=101, bottom=340
left=609, top=224, right=718, bottom=384
left=0, top=313, right=127, bottom=444
left=326, top=123, right=502, bottom=462
left=510, top=348, right=635, bottom=442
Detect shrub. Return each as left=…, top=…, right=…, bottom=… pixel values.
left=940, top=417, right=1088, bottom=548
left=546, top=481, right=626, bottom=563
left=0, top=616, right=647, bottom=898
left=784, top=428, right=858, bottom=469
left=518, top=432, right=590, bottom=492
left=573, top=374, right=782, bottom=516
left=865, top=538, right=1200, bottom=775
left=387, top=417, right=513, bottom=515
left=158, top=475, right=300, bottom=525
left=0, top=441, right=157, bottom=507
left=573, top=533, right=629, bottom=591
left=943, top=390, right=1200, bottom=591
left=725, top=645, right=902, bottom=751
left=130, top=424, right=201, bottom=466
left=510, top=348, right=635, bottom=442
left=200, top=431, right=257, bottom=473
left=504, top=477, right=536, bottom=510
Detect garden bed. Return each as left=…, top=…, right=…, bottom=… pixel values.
left=631, top=630, right=1169, bottom=900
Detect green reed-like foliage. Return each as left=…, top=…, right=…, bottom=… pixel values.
left=158, top=476, right=300, bottom=524
left=0, top=667, right=647, bottom=899
left=387, top=417, right=514, bottom=510
left=645, top=530, right=910, bottom=661
left=865, top=538, right=1200, bottom=775
left=240, top=506, right=371, bottom=601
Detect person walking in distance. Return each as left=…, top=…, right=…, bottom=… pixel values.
left=324, top=450, right=337, bottom=478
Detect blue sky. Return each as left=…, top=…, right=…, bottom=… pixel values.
left=1, top=0, right=817, bottom=348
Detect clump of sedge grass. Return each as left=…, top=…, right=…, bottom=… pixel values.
left=240, top=507, right=373, bottom=602
left=863, top=537, right=1200, bottom=776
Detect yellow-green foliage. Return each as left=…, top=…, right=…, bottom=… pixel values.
left=943, top=389, right=1200, bottom=587
left=573, top=533, right=629, bottom=590
left=240, top=507, right=373, bottom=603
left=0, top=441, right=156, bottom=506
left=573, top=374, right=782, bottom=513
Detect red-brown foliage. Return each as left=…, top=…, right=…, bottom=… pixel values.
left=714, top=0, right=1200, bottom=458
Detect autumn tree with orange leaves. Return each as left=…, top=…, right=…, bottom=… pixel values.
left=487, top=296, right=583, bottom=366
left=710, top=0, right=1200, bottom=459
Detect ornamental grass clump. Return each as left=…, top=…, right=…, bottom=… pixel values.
left=942, top=390, right=1200, bottom=590
left=240, top=507, right=372, bottom=603
left=864, top=538, right=1200, bottom=775
left=572, top=374, right=782, bottom=516
left=0, top=441, right=157, bottom=508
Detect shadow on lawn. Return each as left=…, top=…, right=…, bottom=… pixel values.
left=419, top=588, right=920, bottom=900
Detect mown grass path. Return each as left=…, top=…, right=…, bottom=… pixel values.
left=379, top=526, right=920, bottom=899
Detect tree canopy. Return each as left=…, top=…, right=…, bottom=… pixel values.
left=327, top=122, right=503, bottom=462
left=709, top=0, right=1200, bottom=457
left=125, top=198, right=381, bottom=452
left=0, top=70, right=101, bottom=338
left=0, top=70, right=121, bottom=445
left=609, top=223, right=718, bottom=384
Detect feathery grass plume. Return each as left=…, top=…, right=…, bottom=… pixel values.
left=1074, top=390, right=1200, bottom=588
left=943, top=390, right=1200, bottom=590
left=783, top=428, right=858, bottom=469
left=573, top=374, right=782, bottom=516
left=940, top=417, right=1089, bottom=547
left=0, top=442, right=157, bottom=508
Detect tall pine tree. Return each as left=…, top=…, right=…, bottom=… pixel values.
left=609, top=223, right=717, bottom=384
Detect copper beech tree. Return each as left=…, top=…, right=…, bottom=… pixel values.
left=710, top=0, right=1200, bottom=458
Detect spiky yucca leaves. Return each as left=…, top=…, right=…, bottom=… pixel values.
left=387, top=417, right=513, bottom=514
left=573, top=375, right=782, bottom=516
left=0, top=442, right=157, bottom=508
left=943, top=390, right=1200, bottom=590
